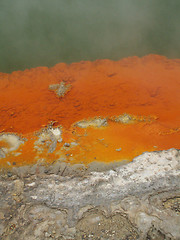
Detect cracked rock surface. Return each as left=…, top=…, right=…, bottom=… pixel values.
left=0, top=149, right=180, bottom=239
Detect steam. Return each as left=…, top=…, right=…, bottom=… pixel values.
left=0, top=0, right=180, bottom=73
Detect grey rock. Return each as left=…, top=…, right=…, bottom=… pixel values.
left=64, top=143, right=70, bottom=147
left=0, top=149, right=180, bottom=239
left=0, top=149, right=6, bottom=158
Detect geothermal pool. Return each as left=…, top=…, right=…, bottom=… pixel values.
left=1, top=1, right=180, bottom=239
left=0, top=55, right=179, bottom=169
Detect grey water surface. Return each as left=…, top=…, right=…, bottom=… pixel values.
left=0, top=0, right=180, bottom=73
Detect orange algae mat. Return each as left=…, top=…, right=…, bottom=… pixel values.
left=0, top=55, right=180, bottom=168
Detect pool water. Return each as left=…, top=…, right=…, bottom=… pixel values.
left=0, top=0, right=180, bottom=73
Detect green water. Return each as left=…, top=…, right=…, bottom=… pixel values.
left=0, top=0, right=180, bottom=73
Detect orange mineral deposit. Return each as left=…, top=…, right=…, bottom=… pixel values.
left=0, top=55, right=180, bottom=168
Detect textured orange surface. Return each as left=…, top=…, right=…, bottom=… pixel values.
left=0, top=55, right=180, bottom=167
